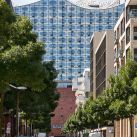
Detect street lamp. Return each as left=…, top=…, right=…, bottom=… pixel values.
left=9, top=84, right=27, bottom=137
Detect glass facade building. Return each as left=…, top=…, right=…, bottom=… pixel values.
left=14, top=0, right=124, bottom=87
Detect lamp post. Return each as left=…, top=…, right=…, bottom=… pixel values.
left=9, top=84, right=27, bottom=137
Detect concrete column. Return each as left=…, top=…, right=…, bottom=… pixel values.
left=134, top=115, right=137, bottom=137
left=120, top=119, right=122, bottom=137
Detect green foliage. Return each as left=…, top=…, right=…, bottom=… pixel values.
left=63, top=99, right=97, bottom=133
left=4, top=62, right=59, bottom=132
left=63, top=60, right=137, bottom=134
left=0, top=0, right=59, bottom=134
left=63, top=114, right=77, bottom=133
left=109, top=99, right=127, bottom=119
left=0, top=0, right=46, bottom=91
left=0, top=0, right=15, bottom=48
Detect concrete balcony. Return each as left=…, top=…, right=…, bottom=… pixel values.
left=77, top=77, right=84, bottom=83
left=72, top=69, right=90, bottom=96
left=72, top=77, right=90, bottom=92
left=75, top=90, right=85, bottom=97
left=126, top=40, right=137, bottom=49
left=83, top=81, right=90, bottom=92
left=126, top=0, right=137, bottom=7
left=77, top=82, right=90, bottom=92
left=75, top=90, right=87, bottom=106
left=78, top=84, right=85, bottom=91
left=75, top=95, right=86, bottom=106
left=72, top=78, right=78, bottom=91
left=126, top=16, right=137, bottom=27
left=114, top=38, right=119, bottom=45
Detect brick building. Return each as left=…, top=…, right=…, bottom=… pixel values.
left=49, top=88, right=76, bottom=137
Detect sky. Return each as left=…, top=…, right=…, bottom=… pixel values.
left=11, top=0, right=124, bottom=7
left=11, top=0, right=39, bottom=6
left=11, top=0, right=125, bottom=7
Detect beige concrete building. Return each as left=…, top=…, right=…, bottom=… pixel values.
left=90, top=30, right=114, bottom=99
left=114, top=0, right=137, bottom=136
left=114, top=0, right=137, bottom=73
left=72, top=68, right=90, bottom=107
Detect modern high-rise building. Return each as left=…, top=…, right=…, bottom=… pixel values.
left=14, top=0, right=124, bottom=87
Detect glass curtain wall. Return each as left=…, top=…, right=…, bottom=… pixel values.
left=14, top=0, right=124, bottom=87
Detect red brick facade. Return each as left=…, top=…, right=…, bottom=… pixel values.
left=49, top=88, right=76, bottom=137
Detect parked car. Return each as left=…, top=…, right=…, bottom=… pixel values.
left=89, top=132, right=102, bottom=137
left=38, top=133, right=46, bottom=137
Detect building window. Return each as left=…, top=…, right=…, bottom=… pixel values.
left=121, top=18, right=125, bottom=35
left=126, top=27, right=130, bottom=44
left=126, top=48, right=130, bottom=60
left=14, top=1, right=124, bottom=85
left=134, top=48, right=137, bottom=61
left=134, top=27, right=137, bottom=40
left=52, top=124, right=63, bottom=129
left=134, top=27, right=137, bottom=32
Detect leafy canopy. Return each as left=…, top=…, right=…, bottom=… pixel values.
left=0, top=0, right=46, bottom=91
left=63, top=61, right=137, bottom=133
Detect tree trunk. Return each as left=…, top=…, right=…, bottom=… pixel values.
left=16, top=91, right=19, bottom=137
left=129, top=116, right=133, bottom=137
left=0, top=93, right=4, bottom=137
left=30, top=114, right=32, bottom=137
left=113, top=120, right=115, bottom=137
left=25, top=117, right=28, bottom=136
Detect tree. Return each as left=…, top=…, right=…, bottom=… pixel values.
left=63, top=99, right=96, bottom=136
left=63, top=114, right=78, bottom=136
left=100, top=61, right=137, bottom=137
left=4, top=62, right=59, bottom=134
left=0, top=1, right=47, bottom=136
left=81, top=98, right=97, bottom=129
left=64, top=61, right=137, bottom=137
